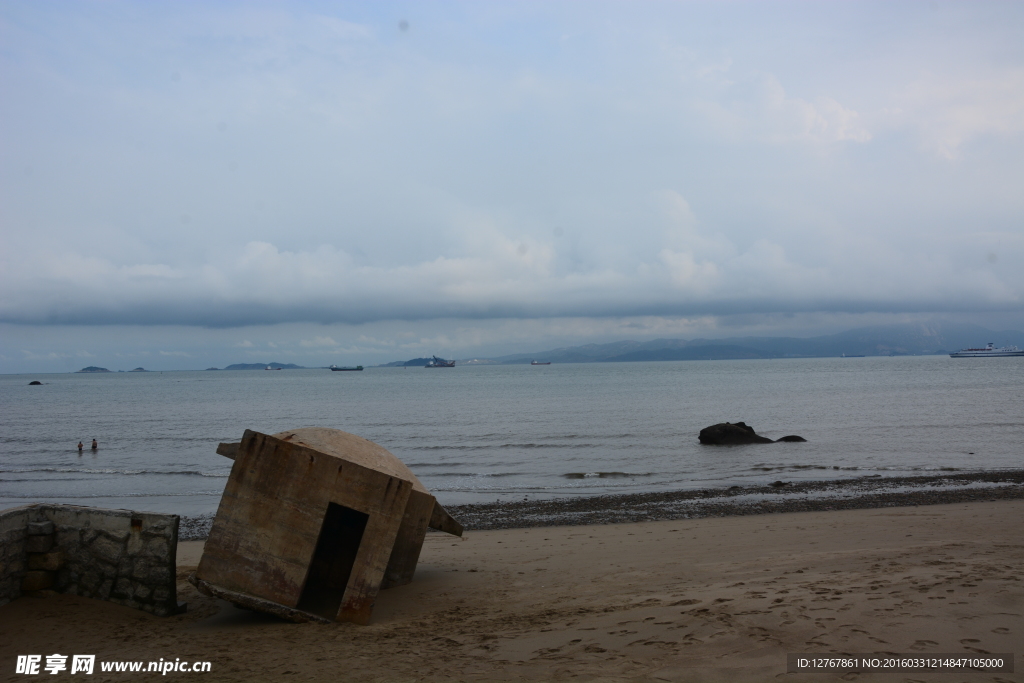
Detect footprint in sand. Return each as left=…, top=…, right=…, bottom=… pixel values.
left=909, top=639, right=939, bottom=650
left=991, top=627, right=1010, bottom=634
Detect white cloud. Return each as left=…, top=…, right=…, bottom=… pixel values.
left=658, top=249, right=719, bottom=291
left=21, top=350, right=71, bottom=360
left=886, top=68, right=1024, bottom=159
left=300, top=336, right=339, bottom=347
left=3, top=191, right=1022, bottom=327
left=693, top=73, right=872, bottom=147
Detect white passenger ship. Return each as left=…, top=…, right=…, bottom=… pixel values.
left=949, top=342, right=1024, bottom=358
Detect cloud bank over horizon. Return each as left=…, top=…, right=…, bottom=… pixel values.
left=2, top=1, right=1023, bottom=370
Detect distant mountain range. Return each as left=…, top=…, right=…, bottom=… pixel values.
left=377, top=357, right=440, bottom=367
left=379, top=322, right=1024, bottom=367
left=486, top=322, right=1024, bottom=364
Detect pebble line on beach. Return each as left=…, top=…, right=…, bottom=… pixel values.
left=177, top=470, right=1024, bottom=540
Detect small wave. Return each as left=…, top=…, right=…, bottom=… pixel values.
left=0, top=491, right=223, bottom=499
left=750, top=465, right=862, bottom=472
left=411, top=443, right=599, bottom=450
left=863, top=466, right=965, bottom=472
left=0, top=467, right=229, bottom=478
left=562, top=471, right=652, bottom=479
left=404, top=462, right=467, bottom=468
left=0, top=477, right=96, bottom=483
left=417, top=471, right=516, bottom=478
left=420, top=472, right=525, bottom=479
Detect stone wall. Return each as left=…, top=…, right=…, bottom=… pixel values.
left=0, top=507, right=30, bottom=606
left=0, top=504, right=182, bottom=617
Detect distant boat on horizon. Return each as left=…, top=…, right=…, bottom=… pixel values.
left=329, top=365, right=364, bottom=371
left=265, top=365, right=281, bottom=370
left=530, top=360, right=551, bottom=365
left=425, top=356, right=455, bottom=368
left=949, top=343, right=1024, bottom=358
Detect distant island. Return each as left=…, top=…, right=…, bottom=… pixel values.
left=128, top=367, right=148, bottom=372
left=223, top=362, right=306, bottom=370
left=76, top=366, right=111, bottom=373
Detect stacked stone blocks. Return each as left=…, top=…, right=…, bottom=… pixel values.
left=0, top=507, right=30, bottom=605
left=23, top=519, right=60, bottom=591
left=0, top=504, right=181, bottom=617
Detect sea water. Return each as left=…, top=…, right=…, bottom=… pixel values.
left=2, top=356, right=1023, bottom=516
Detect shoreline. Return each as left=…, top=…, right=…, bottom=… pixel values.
left=179, top=469, right=1024, bottom=539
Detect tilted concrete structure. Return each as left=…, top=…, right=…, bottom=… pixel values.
left=190, top=428, right=462, bottom=624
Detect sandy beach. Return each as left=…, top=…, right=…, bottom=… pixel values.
left=3, top=499, right=1022, bottom=682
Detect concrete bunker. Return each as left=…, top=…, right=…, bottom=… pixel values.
left=190, top=427, right=463, bottom=624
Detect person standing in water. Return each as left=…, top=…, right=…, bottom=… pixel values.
left=91, top=439, right=98, bottom=450
left=77, top=441, right=83, bottom=452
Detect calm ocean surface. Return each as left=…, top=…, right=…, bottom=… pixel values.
left=2, top=357, right=1023, bottom=516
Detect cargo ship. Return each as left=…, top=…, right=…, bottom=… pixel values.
left=329, top=365, right=363, bottom=371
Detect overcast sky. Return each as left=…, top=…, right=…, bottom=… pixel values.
left=2, top=1, right=1023, bottom=372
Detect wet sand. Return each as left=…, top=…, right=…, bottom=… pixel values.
left=177, top=470, right=1024, bottom=540
left=2, top=500, right=1022, bottom=682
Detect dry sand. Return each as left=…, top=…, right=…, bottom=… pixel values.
left=3, top=500, right=1022, bottom=682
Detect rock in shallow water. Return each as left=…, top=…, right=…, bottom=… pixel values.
left=699, top=422, right=774, bottom=444
left=698, top=422, right=805, bottom=444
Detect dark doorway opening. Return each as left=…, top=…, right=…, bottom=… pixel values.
left=297, top=503, right=368, bottom=619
